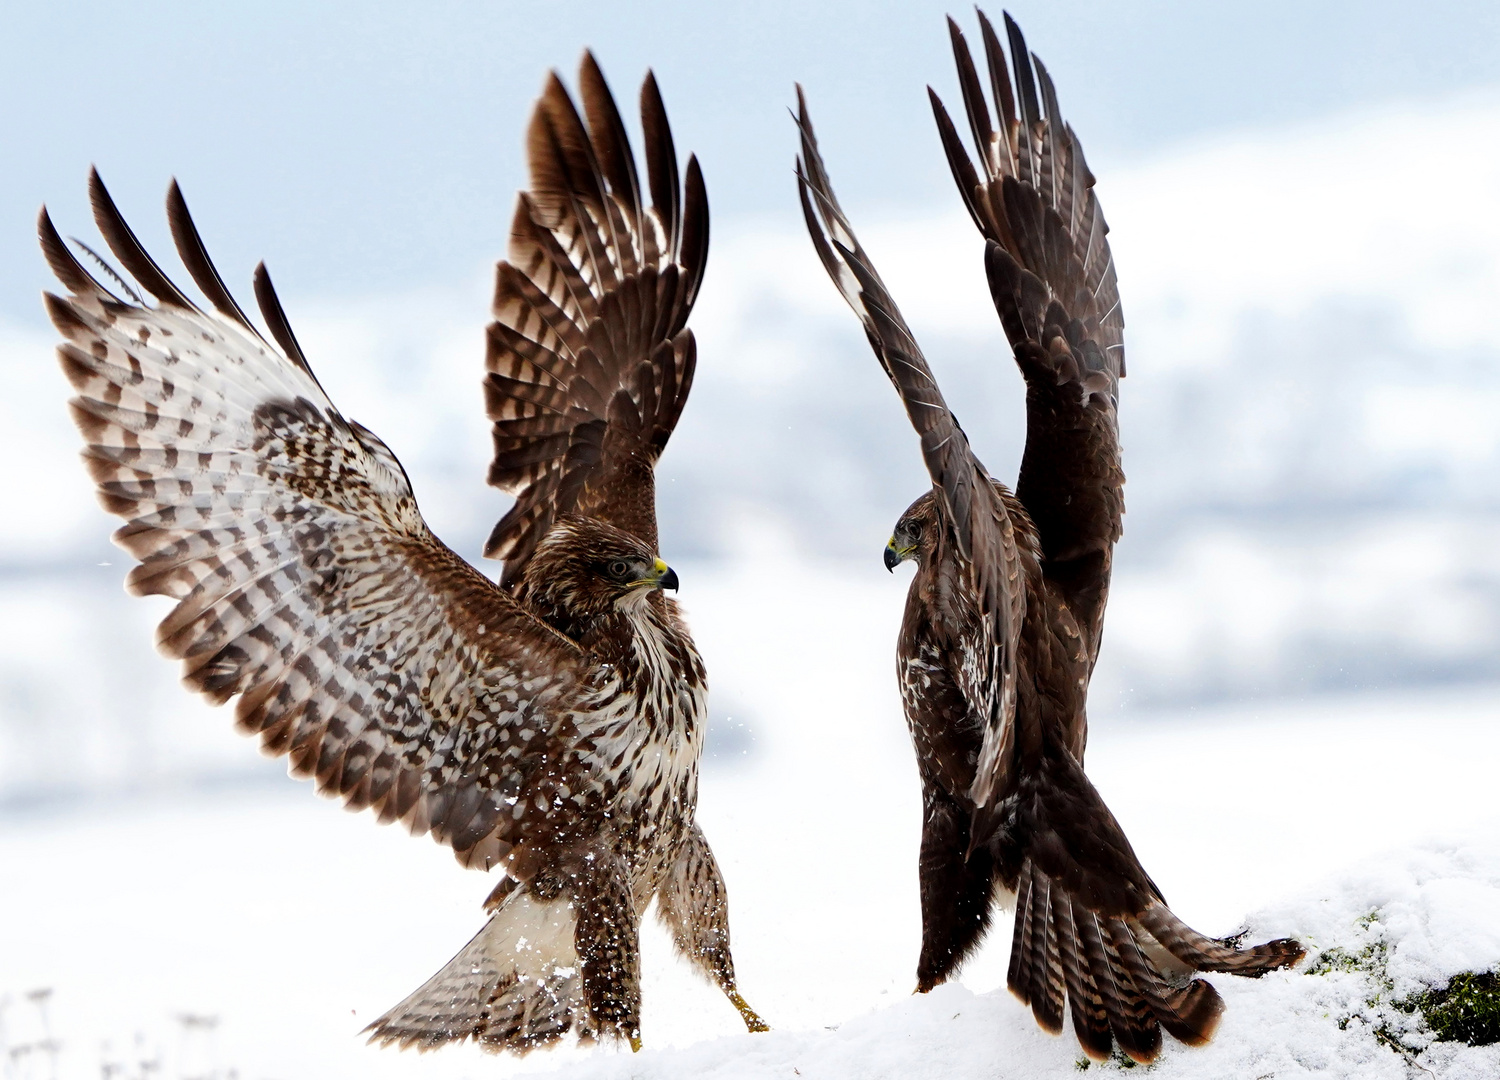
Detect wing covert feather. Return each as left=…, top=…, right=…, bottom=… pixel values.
left=41, top=191, right=616, bottom=870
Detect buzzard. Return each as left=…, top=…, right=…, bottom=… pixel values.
left=41, top=55, right=765, bottom=1054
left=796, top=10, right=1303, bottom=1064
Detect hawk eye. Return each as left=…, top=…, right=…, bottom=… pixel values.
left=607, top=559, right=632, bottom=580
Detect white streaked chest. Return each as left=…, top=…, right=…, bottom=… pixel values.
left=577, top=605, right=706, bottom=861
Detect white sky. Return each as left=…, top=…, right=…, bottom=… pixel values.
left=2, top=0, right=1498, bottom=320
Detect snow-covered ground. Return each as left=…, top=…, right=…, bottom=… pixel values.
left=2, top=560, right=1498, bottom=1079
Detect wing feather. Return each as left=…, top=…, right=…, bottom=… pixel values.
left=40, top=196, right=621, bottom=871
left=88, top=168, right=199, bottom=312
left=484, top=56, right=706, bottom=587
left=795, top=89, right=1024, bottom=810
left=165, top=180, right=265, bottom=340
left=936, top=12, right=1125, bottom=664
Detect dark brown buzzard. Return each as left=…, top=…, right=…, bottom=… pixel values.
left=41, top=54, right=764, bottom=1055
left=796, top=10, right=1303, bottom=1064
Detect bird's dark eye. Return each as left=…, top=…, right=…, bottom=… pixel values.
left=608, top=559, right=632, bottom=580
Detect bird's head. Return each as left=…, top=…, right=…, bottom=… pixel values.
left=518, top=516, right=679, bottom=626
left=884, top=491, right=939, bottom=573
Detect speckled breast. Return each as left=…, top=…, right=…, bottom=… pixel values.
left=586, top=600, right=708, bottom=903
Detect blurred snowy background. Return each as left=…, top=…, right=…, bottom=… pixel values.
left=4, top=0, right=1500, bottom=803
left=3, top=1, right=1500, bottom=1077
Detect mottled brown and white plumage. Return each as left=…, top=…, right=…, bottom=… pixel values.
left=483, top=54, right=706, bottom=590
left=42, top=55, right=763, bottom=1056
left=797, top=10, right=1303, bottom=1064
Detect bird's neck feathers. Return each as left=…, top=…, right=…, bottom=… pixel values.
left=527, top=587, right=687, bottom=680
left=582, top=598, right=657, bottom=658
left=908, top=526, right=983, bottom=647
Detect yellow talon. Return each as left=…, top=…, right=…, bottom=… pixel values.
left=729, top=989, right=771, bottom=1033
left=629, top=1031, right=643, bottom=1053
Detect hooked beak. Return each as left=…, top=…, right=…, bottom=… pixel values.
left=884, top=536, right=913, bottom=573
left=637, top=557, right=679, bottom=592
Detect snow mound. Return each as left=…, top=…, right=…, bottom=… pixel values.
left=550, top=834, right=1500, bottom=1080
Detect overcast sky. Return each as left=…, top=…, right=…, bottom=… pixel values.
left=2, top=0, right=1498, bottom=323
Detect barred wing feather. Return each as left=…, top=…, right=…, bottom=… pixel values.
left=484, top=54, right=707, bottom=586
left=933, top=11, right=1125, bottom=664
left=41, top=179, right=606, bottom=871
left=795, top=90, right=1024, bottom=810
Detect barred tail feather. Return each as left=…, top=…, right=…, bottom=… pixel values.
left=366, top=889, right=584, bottom=1054
left=994, top=715, right=1304, bottom=1062
left=1005, top=852, right=1302, bottom=1063
left=1055, top=896, right=1112, bottom=1060
left=1136, top=902, right=1307, bottom=976
left=1107, top=918, right=1224, bottom=1049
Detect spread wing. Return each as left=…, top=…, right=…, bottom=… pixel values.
left=932, top=11, right=1124, bottom=663
left=795, top=90, right=1024, bottom=810
left=41, top=175, right=613, bottom=870
left=484, top=53, right=708, bottom=588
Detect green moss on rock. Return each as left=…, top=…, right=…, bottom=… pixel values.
left=1303, top=911, right=1500, bottom=1053
left=1399, top=971, right=1500, bottom=1047
left=1306, top=942, right=1386, bottom=978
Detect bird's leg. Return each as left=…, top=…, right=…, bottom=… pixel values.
left=655, top=824, right=771, bottom=1033
left=572, top=850, right=642, bottom=1049
left=725, top=987, right=771, bottom=1032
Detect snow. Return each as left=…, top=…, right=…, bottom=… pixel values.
left=2, top=560, right=1499, bottom=1079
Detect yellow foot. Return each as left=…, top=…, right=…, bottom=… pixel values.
left=728, top=989, right=771, bottom=1033
left=629, top=1031, right=642, bottom=1053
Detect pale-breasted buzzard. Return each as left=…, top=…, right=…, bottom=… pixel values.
left=796, top=10, right=1303, bottom=1063
left=41, top=54, right=765, bottom=1055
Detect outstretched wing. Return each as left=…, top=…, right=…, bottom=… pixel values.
left=41, top=175, right=610, bottom=870
left=795, top=90, right=1024, bottom=810
left=932, top=11, right=1124, bottom=663
left=484, top=53, right=708, bottom=588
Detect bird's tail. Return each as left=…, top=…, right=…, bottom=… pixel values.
left=1005, top=858, right=1304, bottom=1064
left=995, top=732, right=1306, bottom=1063
left=364, top=884, right=584, bottom=1054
